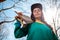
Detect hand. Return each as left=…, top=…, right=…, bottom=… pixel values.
left=15, top=11, right=25, bottom=28
left=15, top=11, right=23, bottom=17
left=15, top=11, right=23, bottom=22
left=15, top=11, right=33, bottom=24
left=15, top=11, right=23, bottom=19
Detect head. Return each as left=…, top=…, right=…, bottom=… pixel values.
left=31, top=3, right=53, bottom=30
left=31, top=3, right=44, bottom=22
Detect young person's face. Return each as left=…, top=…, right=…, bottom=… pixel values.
left=33, top=8, right=42, bottom=19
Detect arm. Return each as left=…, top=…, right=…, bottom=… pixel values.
left=14, top=20, right=28, bottom=38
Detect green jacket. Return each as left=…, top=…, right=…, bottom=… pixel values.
left=14, top=20, right=58, bottom=40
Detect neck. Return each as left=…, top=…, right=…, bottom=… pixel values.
left=35, top=19, right=44, bottom=24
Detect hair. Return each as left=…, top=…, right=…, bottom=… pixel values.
left=31, top=3, right=53, bottom=30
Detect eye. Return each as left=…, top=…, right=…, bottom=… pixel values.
left=33, top=10, right=36, bottom=13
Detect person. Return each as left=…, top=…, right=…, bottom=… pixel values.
left=14, top=3, right=58, bottom=40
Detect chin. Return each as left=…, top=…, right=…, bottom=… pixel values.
left=36, top=16, right=40, bottom=18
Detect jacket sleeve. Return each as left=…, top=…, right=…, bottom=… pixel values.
left=14, top=20, right=29, bottom=38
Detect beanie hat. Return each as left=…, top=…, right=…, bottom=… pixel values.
left=31, top=3, right=42, bottom=12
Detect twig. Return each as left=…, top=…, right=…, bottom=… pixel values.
left=0, top=19, right=15, bottom=25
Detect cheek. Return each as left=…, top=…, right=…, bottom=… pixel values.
left=34, top=12, right=42, bottom=16
left=38, top=11, right=42, bottom=15
left=33, top=11, right=42, bottom=17
left=33, top=12, right=37, bottom=17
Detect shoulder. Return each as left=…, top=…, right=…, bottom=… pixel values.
left=26, top=23, right=33, bottom=26
left=22, top=23, right=33, bottom=28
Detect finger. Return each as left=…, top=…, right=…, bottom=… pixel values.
left=15, top=16, right=22, bottom=19
left=16, top=12, right=23, bottom=15
left=15, top=11, right=17, bottom=13
left=15, top=11, right=22, bottom=15
left=15, top=16, right=18, bottom=19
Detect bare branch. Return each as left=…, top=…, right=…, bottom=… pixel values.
left=0, top=0, right=22, bottom=12
left=53, top=18, right=57, bottom=34
left=0, top=5, right=15, bottom=12
left=0, top=0, right=5, bottom=2
left=0, top=19, right=15, bottom=25
left=0, top=0, right=28, bottom=25
left=57, top=27, right=60, bottom=31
